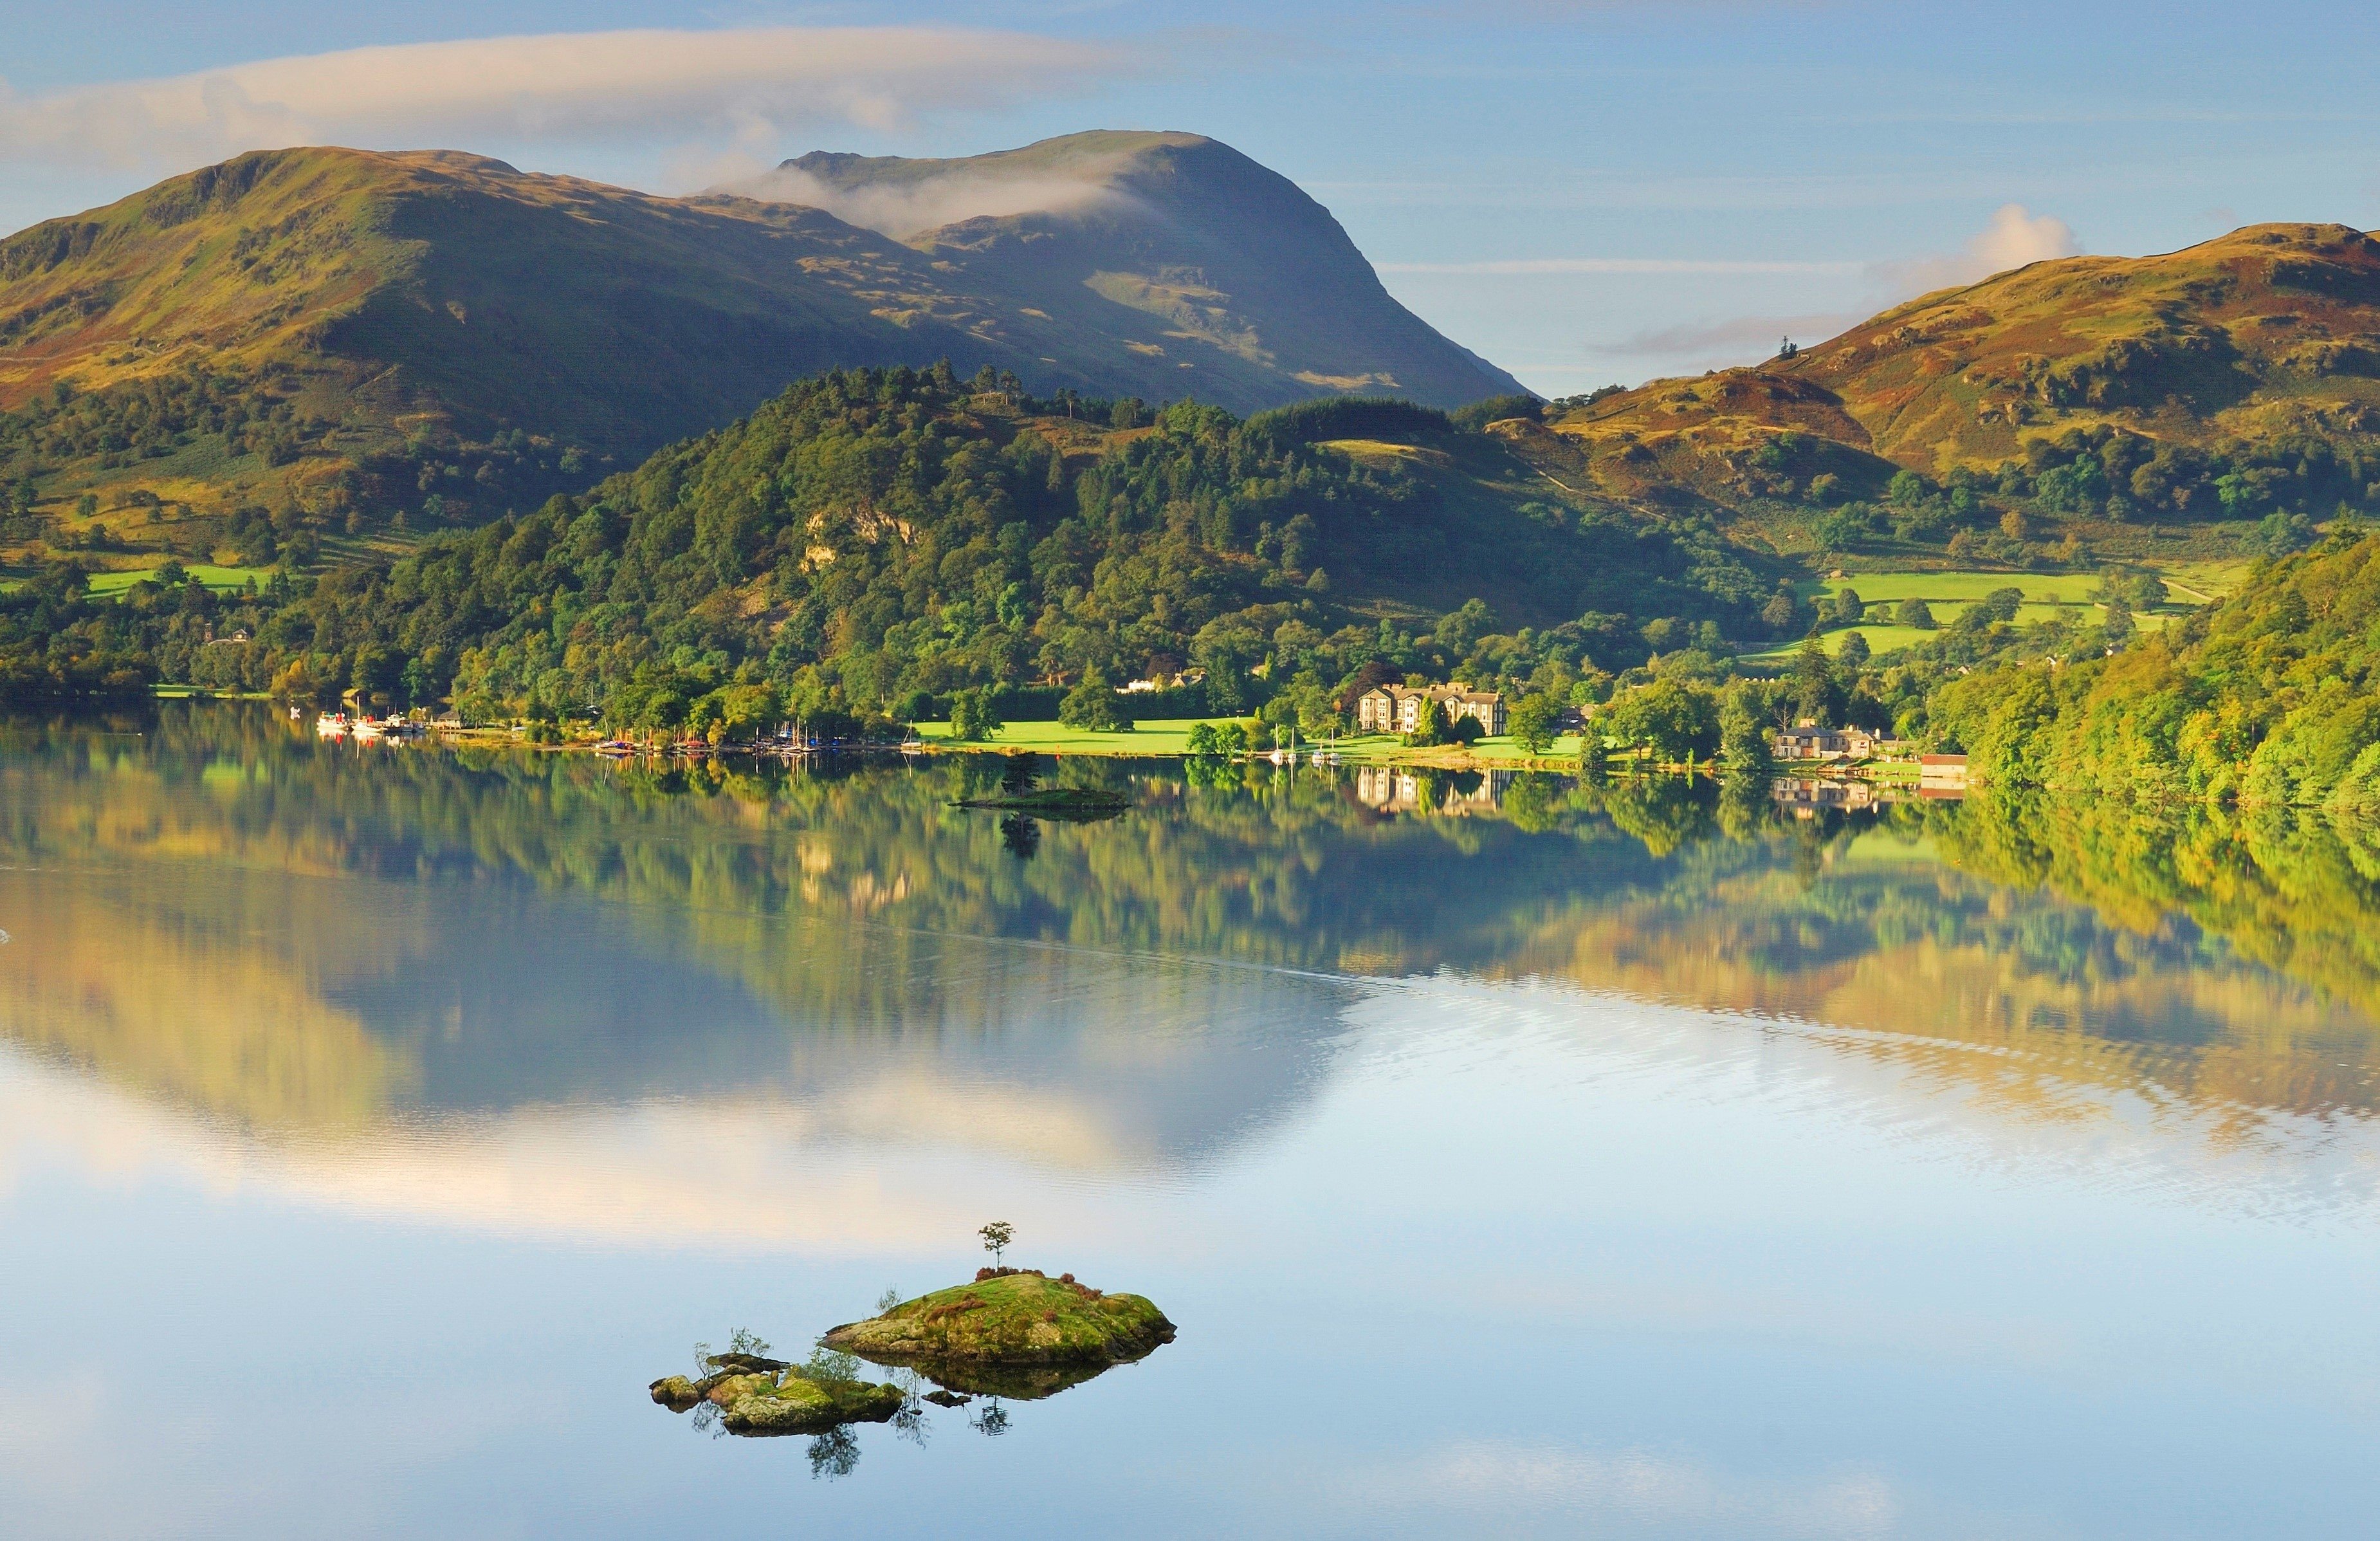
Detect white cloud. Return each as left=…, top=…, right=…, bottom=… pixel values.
left=1872, top=202, right=2079, bottom=295
left=715, top=152, right=1142, bottom=239
left=0, top=27, right=1136, bottom=176
left=1579, top=205, right=2081, bottom=366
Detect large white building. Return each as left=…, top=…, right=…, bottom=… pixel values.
left=1355, top=683, right=1507, bottom=737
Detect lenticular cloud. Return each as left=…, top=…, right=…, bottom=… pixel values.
left=0, top=27, right=1134, bottom=172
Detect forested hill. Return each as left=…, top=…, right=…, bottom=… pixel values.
left=0, top=136, right=1519, bottom=555
left=13, top=368, right=1782, bottom=721
left=1931, top=527, right=2380, bottom=811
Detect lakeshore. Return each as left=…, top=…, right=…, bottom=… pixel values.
left=276, top=704, right=1986, bottom=794
left=279, top=702, right=1608, bottom=773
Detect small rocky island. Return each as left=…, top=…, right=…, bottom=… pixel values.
left=823, top=1268, right=1174, bottom=1383
left=650, top=1232, right=1173, bottom=1438
left=650, top=1352, right=906, bottom=1436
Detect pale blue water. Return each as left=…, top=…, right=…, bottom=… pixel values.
left=2, top=706, right=2375, bottom=1538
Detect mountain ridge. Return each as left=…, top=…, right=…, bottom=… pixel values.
left=0, top=135, right=1519, bottom=551
left=1549, top=222, right=2380, bottom=521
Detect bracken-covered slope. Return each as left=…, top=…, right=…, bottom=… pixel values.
left=1551, top=223, right=2380, bottom=504
left=0, top=136, right=1519, bottom=536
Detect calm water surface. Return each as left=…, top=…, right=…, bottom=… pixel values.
left=4, top=705, right=2377, bottom=1538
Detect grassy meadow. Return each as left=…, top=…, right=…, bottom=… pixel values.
left=913, top=719, right=1587, bottom=764
left=1745, top=560, right=2247, bottom=660
left=86, top=565, right=273, bottom=596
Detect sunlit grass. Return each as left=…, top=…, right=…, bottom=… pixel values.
left=1817, top=571, right=2109, bottom=604
left=86, top=565, right=271, bottom=596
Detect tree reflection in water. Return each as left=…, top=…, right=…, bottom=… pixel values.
left=806, top=1426, right=860, bottom=1479
left=6, top=701, right=2380, bottom=1138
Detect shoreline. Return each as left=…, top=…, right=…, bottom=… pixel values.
left=151, top=697, right=1960, bottom=782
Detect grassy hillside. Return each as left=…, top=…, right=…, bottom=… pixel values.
left=1535, top=224, right=2380, bottom=570
left=0, top=136, right=1522, bottom=569
left=0, top=148, right=1054, bottom=559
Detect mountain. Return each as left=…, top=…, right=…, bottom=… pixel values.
left=1542, top=224, right=2380, bottom=531
left=0, top=136, right=1519, bottom=549
left=727, top=131, right=1520, bottom=410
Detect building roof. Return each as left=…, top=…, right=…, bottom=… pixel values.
left=1362, top=681, right=1502, bottom=703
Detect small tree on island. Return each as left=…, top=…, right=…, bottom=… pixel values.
left=980, top=1221, right=1014, bottom=1268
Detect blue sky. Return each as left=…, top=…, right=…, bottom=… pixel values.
left=5, top=1, right=2377, bottom=394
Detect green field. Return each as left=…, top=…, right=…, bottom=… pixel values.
left=1813, top=571, right=2110, bottom=605
left=913, top=719, right=1585, bottom=763
left=86, top=565, right=272, bottom=596
left=1744, top=564, right=2227, bottom=661
left=1749, top=607, right=2188, bottom=661
left=2153, top=557, right=2253, bottom=603
left=916, top=719, right=1207, bottom=755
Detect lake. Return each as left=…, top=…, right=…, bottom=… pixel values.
left=4, top=704, right=2377, bottom=1539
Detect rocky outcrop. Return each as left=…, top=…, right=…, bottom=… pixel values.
left=820, top=1269, right=1175, bottom=1372
left=648, top=1359, right=906, bottom=1436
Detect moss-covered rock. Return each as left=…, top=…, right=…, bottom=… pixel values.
left=820, top=1269, right=1174, bottom=1372
left=718, top=1374, right=905, bottom=1436
left=649, top=1363, right=905, bottom=1435
left=648, top=1374, right=702, bottom=1410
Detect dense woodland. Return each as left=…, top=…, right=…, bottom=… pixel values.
left=0, top=367, right=1779, bottom=728
left=1931, top=528, right=2380, bottom=813
left=1785, top=424, right=2369, bottom=563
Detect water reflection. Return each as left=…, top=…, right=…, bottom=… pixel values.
left=1351, top=764, right=1508, bottom=815
left=0, top=702, right=2373, bottom=1181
